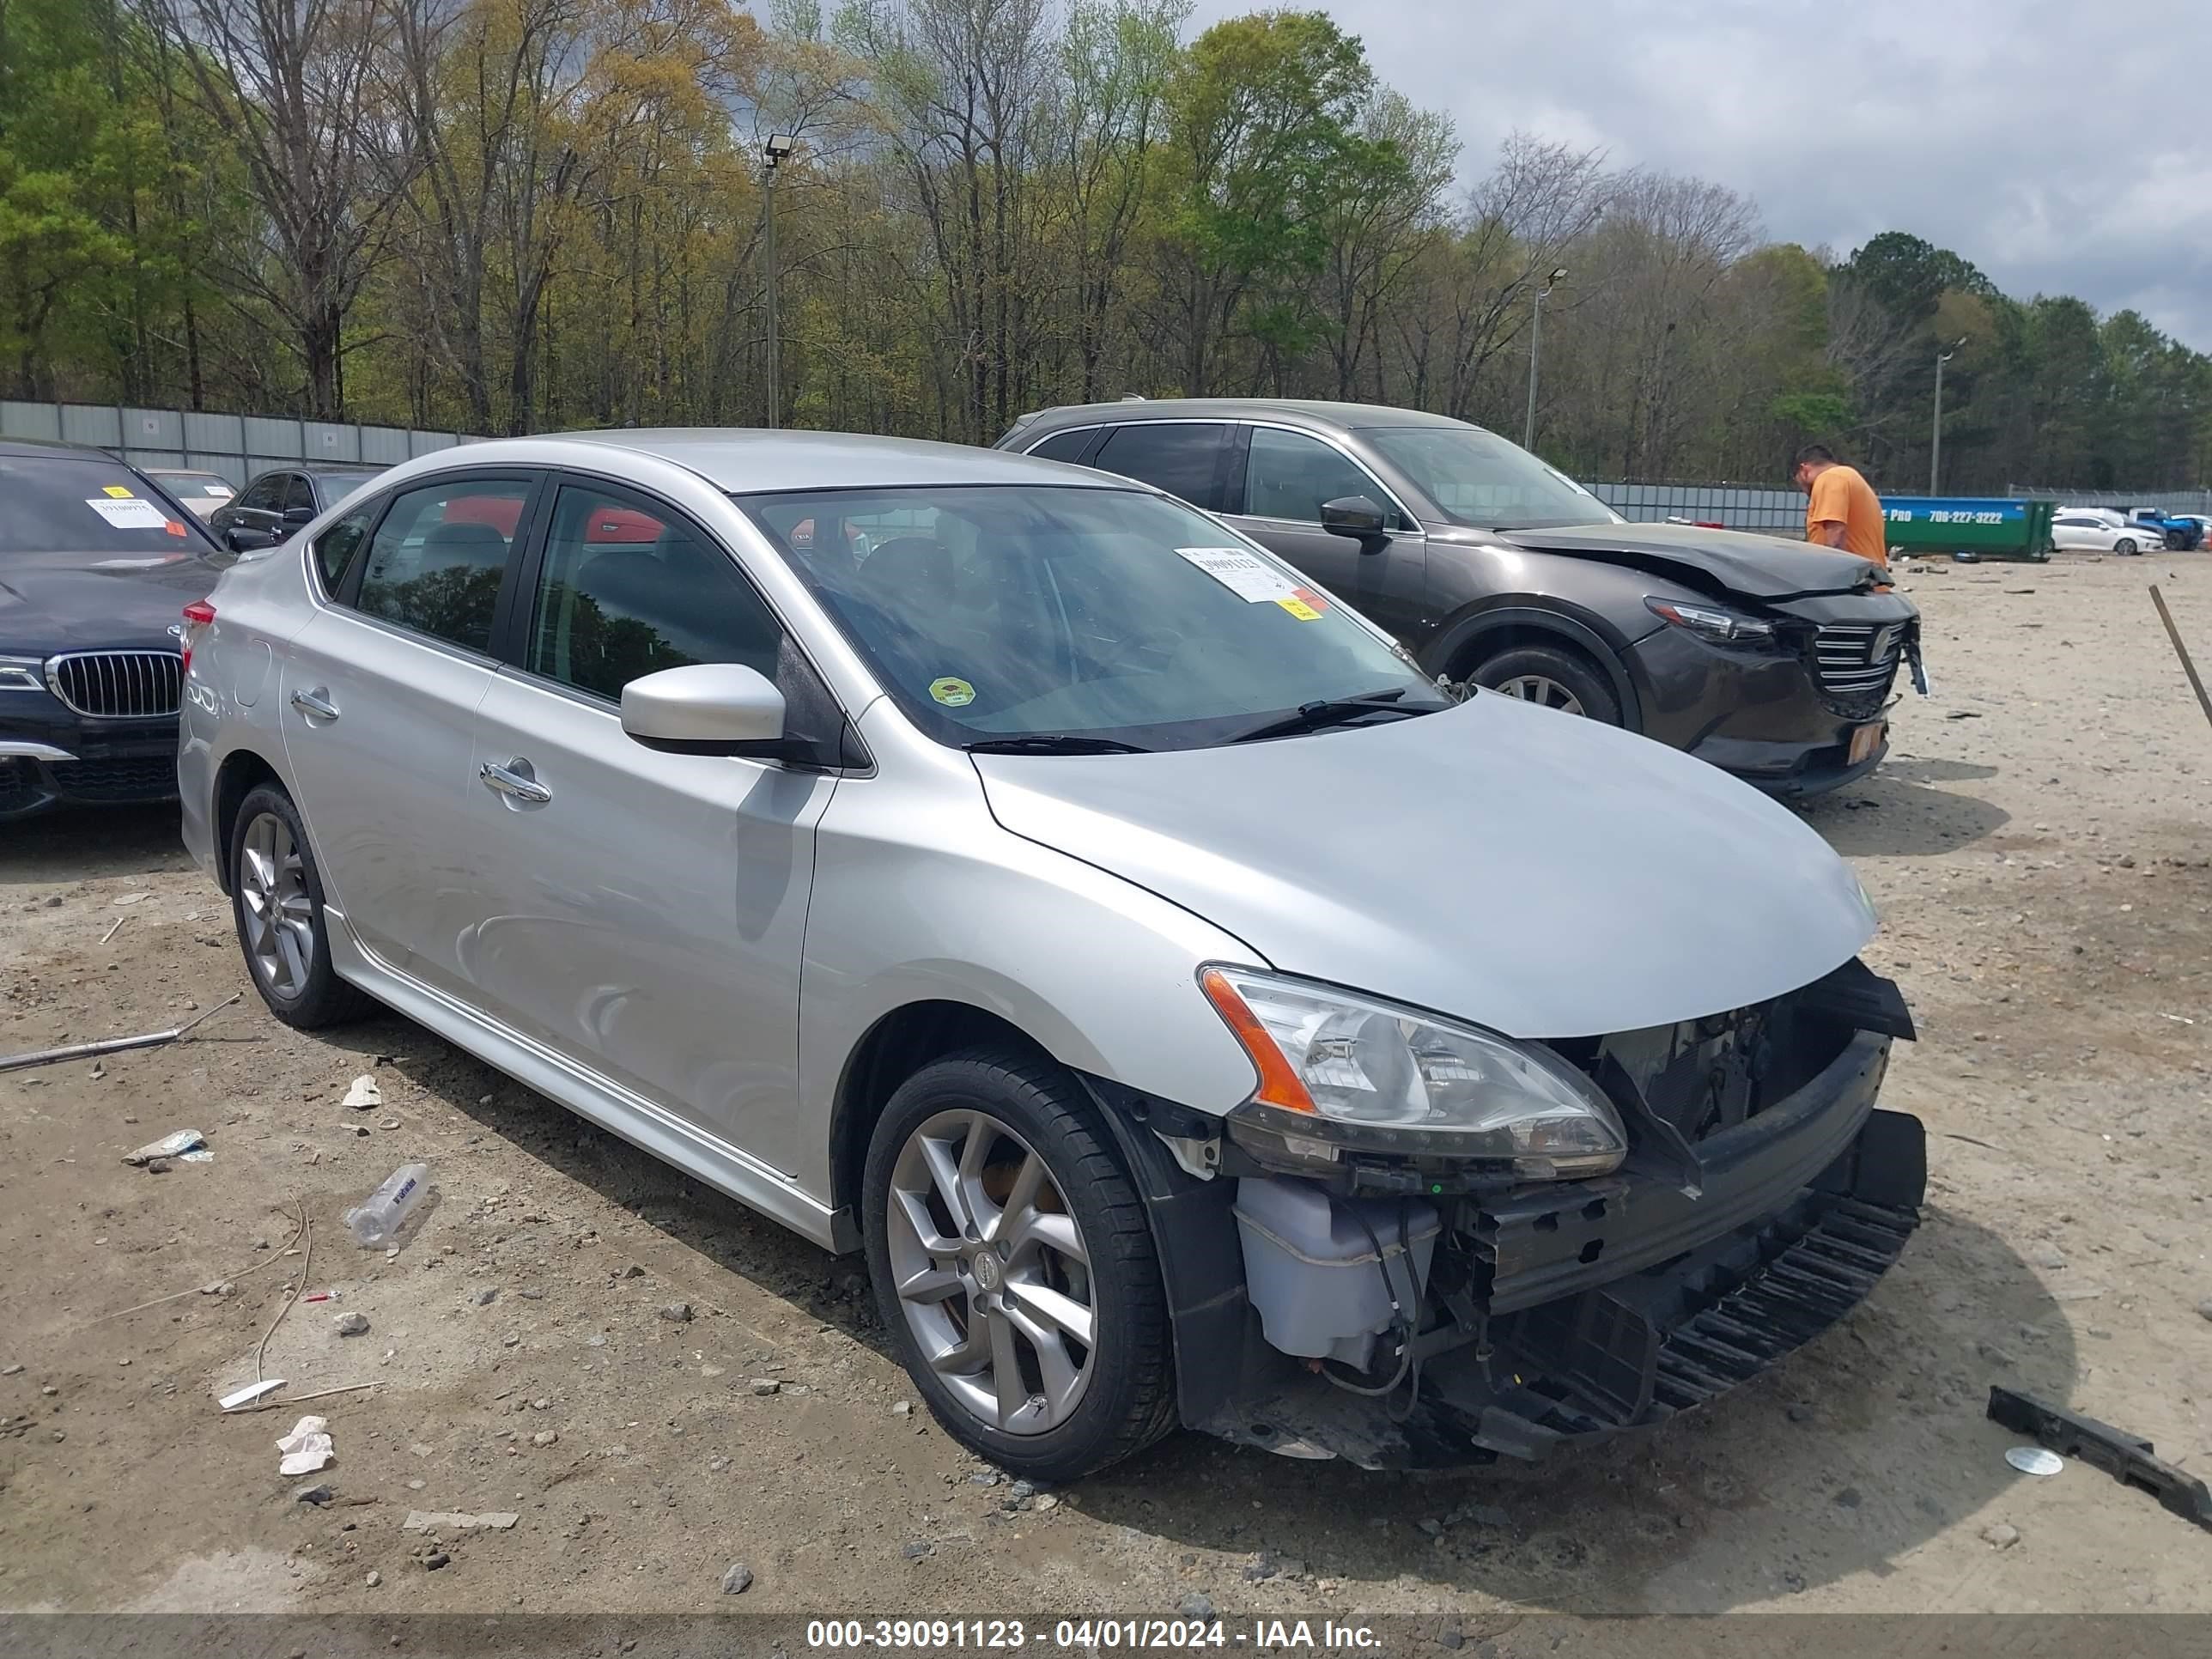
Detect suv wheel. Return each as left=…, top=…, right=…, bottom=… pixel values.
left=1469, top=642, right=1623, bottom=725
left=229, top=784, right=375, bottom=1029
left=863, top=1049, right=1176, bottom=1481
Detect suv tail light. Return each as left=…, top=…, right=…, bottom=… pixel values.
left=180, top=599, right=216, bottom=672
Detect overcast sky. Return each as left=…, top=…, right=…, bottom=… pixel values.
left=1188, top=0, right=2212, bottom=351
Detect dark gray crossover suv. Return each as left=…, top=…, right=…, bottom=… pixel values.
left=998, top=401, right=1923, bottom=796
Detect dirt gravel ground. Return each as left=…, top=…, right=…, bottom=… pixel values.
left=2, top=554, right=2209, bottom=1621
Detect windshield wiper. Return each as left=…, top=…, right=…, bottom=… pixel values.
left=963, top=734, right=1152, bottom=755
left=1227, top=690, right=1433, bottom=744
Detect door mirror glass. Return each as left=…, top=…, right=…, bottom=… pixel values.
left=283, top=505, right=317, bottom=526
left=621, top=663, right=787, bottom=756
left=1320, top=495, right=1389, bottom=539
left=224, top=525, right=271, bottom=552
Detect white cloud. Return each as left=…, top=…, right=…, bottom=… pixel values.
left=1187, top=0, right=2212, bottom=347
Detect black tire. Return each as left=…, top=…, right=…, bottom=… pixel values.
left=1468, top=641, right=1624, bottom=726
left=862, top=1048, right=1176, bottom=1481
left=228, top=783, right=376, bottom=1029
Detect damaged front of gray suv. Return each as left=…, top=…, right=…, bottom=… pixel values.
left=179, top=432, right=1921, bottom=1480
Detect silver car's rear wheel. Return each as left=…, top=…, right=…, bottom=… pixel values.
left=885, top=1109, right=1096, bottom=1435
left=239, top=810, right=314, bottom=999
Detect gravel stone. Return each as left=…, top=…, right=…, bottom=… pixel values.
left=333, top=1311, right=370, bottom=1337
left=720, top=1561, right=754, bottom=1595
left=1982, top=1522, right=2021, bottom=1549
left=532, top=1430, right=558, bottom=1447
left=1178, top=1595, right=1215, bottom=1620
left=659, top=1302, right=693, bottom=1322
left=750, top=1378, right=781, bottom=1396
left=473, top=1287, right=499, bottom=1306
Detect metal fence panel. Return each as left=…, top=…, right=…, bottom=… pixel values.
left=409, top=431, right=460, bottom=457
left=241, top=415, right=302, bottom=454
left=184, top=410, right=246, bottom=454
left=361, top=426, right=412, bottom=465
left=60, top=405, right=124, bottom=447
left=122, top=407, right=185, bottom=449
left=1, top=399, right=64, bottom=440
left=185, top=453, right=247, bottom=485
left=303, top=421, right=362, bottom=463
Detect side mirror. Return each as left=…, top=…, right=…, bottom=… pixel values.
left=1320, top=495, right=1390, bottom=544
left=283, top=505, right=316, bottom=526
left=622, top=663, right=789, bottom=757
left=223, top=525, right=271, bottom=552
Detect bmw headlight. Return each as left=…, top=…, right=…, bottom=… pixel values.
left=1200, top=967, right=1627, bottom=1179
left=0, top=655, right=45, bottom=692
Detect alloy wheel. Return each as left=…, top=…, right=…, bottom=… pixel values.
left=239, top=811, right=315, bottom=999
left=1492, top=674, right=1587, bottom=715
left=884, top=1109, right=1096, bottom=1436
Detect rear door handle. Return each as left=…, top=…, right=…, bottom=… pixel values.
left=479, top=759, right=551, bottom=805
left=289, top=687, right=338, bottom=721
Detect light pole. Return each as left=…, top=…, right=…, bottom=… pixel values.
left=1523, top=267, right=1567, bottom=452
left=762, top=133, right=795, bottom=428
left=1929, top=335, right=1965, bottom=494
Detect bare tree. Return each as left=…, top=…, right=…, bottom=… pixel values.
left=133, top=0, right=407, bottom=416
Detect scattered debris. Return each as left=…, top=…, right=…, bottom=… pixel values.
left=1178, top=1595, right=1215, bottom=1620
left=404, top=1510, right=518, bottom=1533
left=720, top=1561, right=754, bottom=1595
left=1981, top=1522, right=2021, bottom=1549
left=1945, top=710, right=1984, bottom=720
left=1989, top=1385, right=2212, bottom=1533
left=750, top=1378, right=781, bottom=1396
left=531, top=1430, right=558, bottom=1448
left=0, top=993, right=241, bottom=1075
left=220, top=1380, right=286, bottom=1412
left=295, top=1485, right=334, bottom=1506
left=276, top=1415, right=334, bottom=1476
left=472, top=1287, right=498, bottom=1307
left=112, top=891, right=155, bottom=906
left=100, top=915, right=130, bottom=945
left=617, top=1264, right=646, bottom=1279
left=122, top=1129, right=206, bottom=1167
left=891, top=1401, right=912, bottom=1417
left=342, top=1075, right=381, bottom=1109
left=2149, top=586, right=2212, bottom=738
left=659, top=1302, right=693, bottom=1323
left=2005, top=1446, right=2063, bottom=1477
left=343, top=1163, right=429, bottom=1249
left=333, top=1312, right=370, bottom=1338
left=420, top=1552, right=449, bottom=1571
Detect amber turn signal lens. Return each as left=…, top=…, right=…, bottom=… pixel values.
left=1200, top=968, right=1317, bottom=1114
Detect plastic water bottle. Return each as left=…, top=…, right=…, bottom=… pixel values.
left=343, top=1162, right=429, bottom=1248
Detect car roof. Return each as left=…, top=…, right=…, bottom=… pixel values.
left=1012, top=398, right=1480, bottom=434
left=0, top=435, right=119, bottom=461
left=437, top=428, right=1130, bottom=495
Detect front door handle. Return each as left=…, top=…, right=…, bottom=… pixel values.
left=479, top=759, right=551, bottom=805
left=289, top=687, right=338, bottom=721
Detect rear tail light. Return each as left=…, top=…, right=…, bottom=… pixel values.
left=180, top=599, right=216, bottom=672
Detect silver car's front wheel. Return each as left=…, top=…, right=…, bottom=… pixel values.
left=863, top=1049, right=1176, bottom=1480
left=885, top=1109, right=1096, bottom=1434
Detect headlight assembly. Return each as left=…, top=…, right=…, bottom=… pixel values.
left=0, top=655, right=46, bottom=692
left=1644, top=596, right=1778, bottom=646
left=1200, top=966, right=1627, bottom=1180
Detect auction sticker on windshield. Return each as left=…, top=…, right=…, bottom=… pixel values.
left=1175, top=545, right=1300, bottom=603
left=929, top=676, right=976, bottom=708
left=86, top=497, right=170, bottom=529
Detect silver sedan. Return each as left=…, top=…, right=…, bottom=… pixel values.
left=178, top=430, right=1923, bottom=1479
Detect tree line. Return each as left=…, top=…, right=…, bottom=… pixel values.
left=5, top=0, right=2209, bottom=494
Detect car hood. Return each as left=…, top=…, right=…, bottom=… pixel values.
left=973, top=696, right=1876, bottom=1040
left=1492, top=520, right=1881, bottom=601
left=0, top=550, right=218, bottom=653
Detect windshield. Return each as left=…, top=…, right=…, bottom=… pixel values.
left=744, top=485, right=1443, bottom=752
left=0, top=453, right=220, bottom=555
left=1362, top=426, right=1622, bottom=532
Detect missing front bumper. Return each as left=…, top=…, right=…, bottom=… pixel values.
left=1194, top=1106, right=1924, bottom=1469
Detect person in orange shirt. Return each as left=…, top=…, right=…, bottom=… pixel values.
left=1791, top=444, right=1890, bottom=568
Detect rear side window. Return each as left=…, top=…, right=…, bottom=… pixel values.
left=526, top=483, right=784, bottom=702
left=354, top=478, right=532, bottom=653
left=313, top=505, right=377, bottom=592
left=1091, top=422, right=1228, bottom=510
left=283, top=474, right=316, bottom=514
left=1028, top=428, right=1096, bottom=464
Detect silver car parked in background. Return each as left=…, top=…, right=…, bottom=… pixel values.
left=179, top=431, right=1925, bottom=1480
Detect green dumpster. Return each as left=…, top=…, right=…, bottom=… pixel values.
left=1880, top=496, right=2054, bottom=562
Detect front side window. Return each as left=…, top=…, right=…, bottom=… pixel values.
left=283, top=474, right=316, bottom=514
left=353, top=478, right=531, bottom=653
left=746, top=484, right=1441, bottom=752
left=0, top=453, right=218, bottom=555
left=1363, top=426, right=1621, bottom=532
left=526, top=484, right=784, bottom=702
left=238, top=474, right=286, bottom=514
left=1090, top=422, right=1228, bottom=509
left=1243, top=427, right=1388, bottom=525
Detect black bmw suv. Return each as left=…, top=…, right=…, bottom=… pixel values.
left=0, top=438, right=226, bottom=820
left=998, top=400, right=1923, bottom=796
